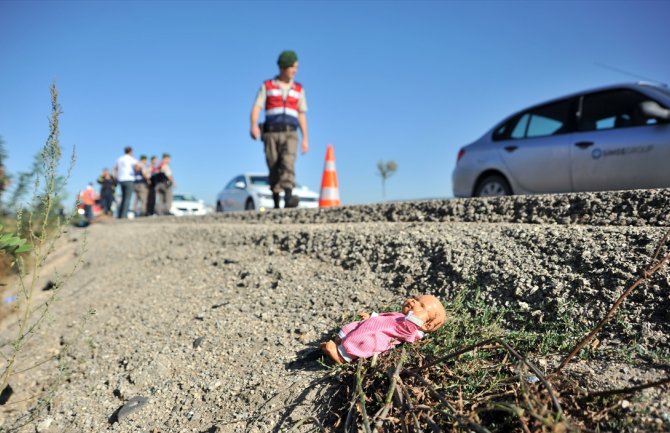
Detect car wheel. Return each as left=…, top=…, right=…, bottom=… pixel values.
left=475, top=175, right=512, bottom=197
left=216, top=201, right=223, bottom=212
left=245, top=198, right=255, bottom=211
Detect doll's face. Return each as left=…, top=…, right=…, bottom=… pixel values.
left=401, top=295, right=447, bottom=333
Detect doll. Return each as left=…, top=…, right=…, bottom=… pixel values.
left=320, top=295, right=447, bottom=364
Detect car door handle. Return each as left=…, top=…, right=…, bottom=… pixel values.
left=575, top=141, right=594, bottom=149
left=504, top=145, right=518, bottom=152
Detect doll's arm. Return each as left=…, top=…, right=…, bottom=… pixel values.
left=358, top=311, right=380, bottom=321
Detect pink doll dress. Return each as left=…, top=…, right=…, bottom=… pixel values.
left=337, top=312, right=424, bottom=361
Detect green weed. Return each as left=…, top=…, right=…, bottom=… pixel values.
left=0, top=83, right=78, bottom=414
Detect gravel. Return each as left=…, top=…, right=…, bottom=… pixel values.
left=0, top=188, right=668, bottom=432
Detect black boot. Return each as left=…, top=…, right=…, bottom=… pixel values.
left=272, top=192, right=280, bottom=209
left=284, top=188, right=300, bottom=208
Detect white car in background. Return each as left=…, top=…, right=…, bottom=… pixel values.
left=216, top=173, right=319, bottom=212
left=170, top=193, right=209, bottom=216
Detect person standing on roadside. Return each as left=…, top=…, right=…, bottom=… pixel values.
left=97, top=168, right=116, bottom=216
left=146, top=155, right=159, bottom=216
left=132, top=155, right=151, bottom=217
left=250, top=50, right=309, bottom=209
left=113, top=146, right=138, bottom=219
left=81, top=183, right=96, bottom=222
left=152, top=153, right=174, bottom=215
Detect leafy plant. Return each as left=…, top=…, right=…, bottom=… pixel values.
left=0, top=226, right=31, bottom=256
left=0, top=83, right=77, bottom=408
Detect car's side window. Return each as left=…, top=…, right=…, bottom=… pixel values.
left=507, top=99, right=572, bottom=140
left=527, top=114, right=561, bottom=137
left=579, top=89, right=659, bottom=132
left=511, top=114, right=529, bottom=139
left=492, top=116, right=519, bottom=141
left=526, top=100, right=572, bottom=138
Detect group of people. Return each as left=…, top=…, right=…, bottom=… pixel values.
left=81, top=148, right=174, bottom=221
left=80, top=49, right=306, bottom=221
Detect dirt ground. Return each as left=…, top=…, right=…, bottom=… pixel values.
left=0, top=189, right=668, bottom=432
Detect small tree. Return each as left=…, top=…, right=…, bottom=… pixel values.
left=0, top=136, right=9, bottom=208
left=377, top=160, right=398, bottom=201
left=6, top=134, right=71, bottom=233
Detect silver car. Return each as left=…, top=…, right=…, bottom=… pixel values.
left=452, top=82, right=670, bottom=197
left=216, top=173, right=319, bottom=212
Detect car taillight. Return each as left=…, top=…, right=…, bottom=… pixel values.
left=457, top=148, right=465, bottom=163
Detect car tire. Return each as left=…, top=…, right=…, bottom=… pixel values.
left=245, top=198, right=255, bottom=211
left=475, top=174, right=512, bottom=197
left=216, top=201, right=223, bottom=212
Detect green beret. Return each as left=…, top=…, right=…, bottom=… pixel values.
left=139, top=155, right=147, bottom=160
left=162, top=152, right=171, bottom=158
left=277, top=50, right=298, bottom=69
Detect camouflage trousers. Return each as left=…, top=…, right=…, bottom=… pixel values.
left=133, top=183, right=149, bottom=216
left=154, top=182, right=173, bottom=216
left=263, top=130, right=298, bottom=193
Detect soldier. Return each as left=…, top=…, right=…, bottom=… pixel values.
left=250, top=50, right=309, bottom=209
left=132, top=155, right=151, bottom=216
left=152, top=153, right=173, bottom=215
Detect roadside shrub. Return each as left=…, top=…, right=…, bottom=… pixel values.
left=0, top=84, right=77, bottom=416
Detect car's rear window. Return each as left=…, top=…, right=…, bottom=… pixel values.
left=174, top=194, right=197, bottom=201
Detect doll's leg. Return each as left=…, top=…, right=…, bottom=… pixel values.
left=320, top=340, right=345, bottom=364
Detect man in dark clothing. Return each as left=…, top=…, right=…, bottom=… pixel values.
left=146, top=155, right=158, bottom=215
left=97, top=168, right=116, bottom=216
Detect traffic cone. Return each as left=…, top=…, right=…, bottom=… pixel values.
left=319, top=144, right=340, bottom=208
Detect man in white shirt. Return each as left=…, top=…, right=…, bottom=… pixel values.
left=113, top=146, right=138, bottom=218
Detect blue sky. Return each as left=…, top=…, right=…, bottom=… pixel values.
left=1, top=0, right=669, bottom=207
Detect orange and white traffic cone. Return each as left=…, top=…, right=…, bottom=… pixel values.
left=319, top=144, right=340, bottom=208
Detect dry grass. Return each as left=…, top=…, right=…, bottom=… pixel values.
left=321, top=231, right=670, bottom=433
